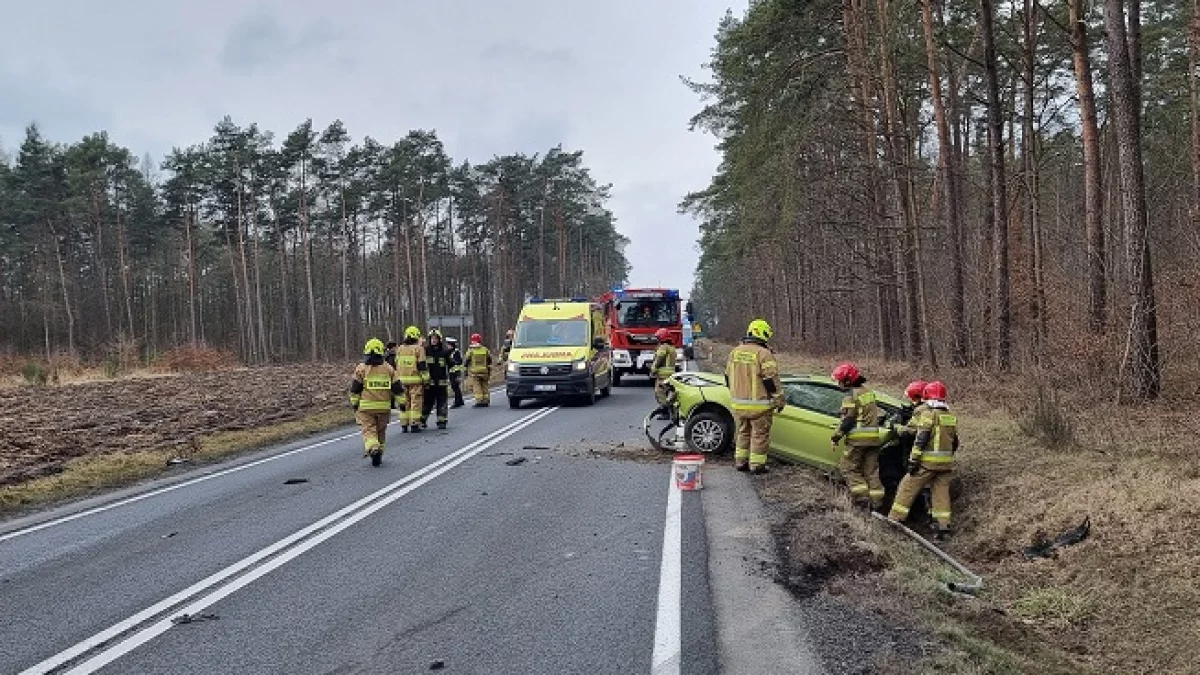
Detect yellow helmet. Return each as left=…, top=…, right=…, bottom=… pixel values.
left=747, top=319, right=773, bottom=342
left=404, top=325, right=421, bottom=340
left=363, top=338, right=385, bottom=356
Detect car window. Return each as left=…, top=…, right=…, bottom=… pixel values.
left=783, top=382, right=845, bottom=417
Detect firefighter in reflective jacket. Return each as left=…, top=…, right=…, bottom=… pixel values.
left=725, top=319, right=784, bottom=474
left=889, top=381, right=958, bottom=537
left=651, top=328, right=676, bottom=406
left=395, top=325, right=430, bottom=432
left=467, top=333, right=494, bottom=407
left=831, top=362, right=887, bottom=509
left=446, top=336, right=466, bottom=408
left=421, top=329, right=452, bottom=429
left=349, top=338, right=403, bottom=466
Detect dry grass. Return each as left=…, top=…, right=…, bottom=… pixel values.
left=0, top=408, right=353, bottom=514
left=700, top=339, right=1200, bottom=673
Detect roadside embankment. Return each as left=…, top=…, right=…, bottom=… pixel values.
left=700, top=340, right=1200, bottom=674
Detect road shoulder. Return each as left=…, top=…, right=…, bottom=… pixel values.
left=702, top=465, right=824, bottom=674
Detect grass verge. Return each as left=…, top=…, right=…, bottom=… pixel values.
left=0, top=408, right=354, bottom=516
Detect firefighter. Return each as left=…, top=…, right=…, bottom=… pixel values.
left=394, top=325, right=430, bottom=432
left=446, top=336, right=466, bottom=408
left=421, top=329, right=452, bottom=429
left=887, top=380, right=929, bottom=438
left=831, top=362, right=887, bottom=509
left=348, top=338, right=403, bottom=466
left=651, top=328, right=676, bottom=406
left=500, top=329, right=514, bottom=362
left=725, top=319, right=784, bottom=474
left=467, top=333, right=494, bottom=407
left=888, top=381, right=958, bottom=537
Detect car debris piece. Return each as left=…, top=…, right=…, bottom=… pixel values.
left=161, top=532, right=177, bottom=539
left=522, top=445, right=550, bottom=450
left=505, top=457, right=527, bottom=466
left=429, top=661, right=446, bottom=670
left=171, top=613, right=219, bottom=625
left=1022, top=517, right=1091, bottom=560
left=482, top=451, right=513, bottom=457
left=166, top=457, right=190, bottom=466
left=283, top=478, right=309, bottom=485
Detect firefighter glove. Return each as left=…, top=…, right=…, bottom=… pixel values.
left=908, top=458, right=921, bottom=476
left=772, top=394, right=785, bottom=412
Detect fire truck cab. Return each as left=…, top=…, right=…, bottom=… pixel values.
left=598, top=288, right=688, bottom=386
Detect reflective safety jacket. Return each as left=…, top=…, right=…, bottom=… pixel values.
left=449, top=347, right=464, bottom=377
left=467, top=344, right=493, bottom=376
left=349, top=358, right=403, bottom=412
left=394, top=342, right=429, bottom=385
left=911, top=400, right=958, bottom=469
left=725, top=339, right=781, bottom=412
left=890, top=402, right=928, bottom=438
left=652, top=343, right=676, bottom=379
left=425, top=343, right=452, bottom=385
left=833, top=386, right=887, bottom=447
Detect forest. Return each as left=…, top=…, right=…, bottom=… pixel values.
left=684, top=0, right=1196, bottom=400
left=0, top=120, right=630, bottom=364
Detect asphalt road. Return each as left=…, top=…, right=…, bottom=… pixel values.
left=0, top=381, right=735, bottom=675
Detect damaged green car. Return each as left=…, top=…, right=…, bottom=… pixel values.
left=653, top=371, right=913, bottom=493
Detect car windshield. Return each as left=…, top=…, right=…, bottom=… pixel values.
left=514, top=319, right=590, bottom=347
left=616, top=300, right=679, bottom=327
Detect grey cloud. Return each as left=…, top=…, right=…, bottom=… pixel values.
left=479, top=42, right=575, bottom=68
left=219, top=13, right=344, bottom=74
left=0, top=70, right=112, bottom=145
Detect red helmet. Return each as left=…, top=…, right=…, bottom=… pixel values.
left=654, top=328, right=672, bottom=344
left=904, top=380, right=928, bottom=402
left=831, top=362, right=862, bottom=386
left=923, top=381, right=948, bottom=401
left=470, top=333, right=482, bottom=344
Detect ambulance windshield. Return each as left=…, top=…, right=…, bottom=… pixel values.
left=514, top=319, right=590, bottom=348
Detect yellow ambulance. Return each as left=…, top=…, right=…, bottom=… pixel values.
left=504, top=297, right=613, bottom=408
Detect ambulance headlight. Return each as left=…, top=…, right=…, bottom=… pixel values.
left=507, top=361, right=519, bottom=373
left=573, top=360, right=588, bottom=371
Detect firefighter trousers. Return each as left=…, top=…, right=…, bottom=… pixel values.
left=450, top=375, right=465, bottom=406
left=654, top=377, right=671, bottom=406
left=840, top=445, right=885, bottom=507
left=355, top=410, right=389, bottom=455
left=422, top=383, right=449, bottom=426
left=469, top=374, right=490, bottom=404
left=403, top=384, right=425, bottom=426
left=733, top=409, right=773, bottom=469
left=889, top=466, right=953, bottom=527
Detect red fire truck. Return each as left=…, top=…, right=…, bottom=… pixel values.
left=597, top=288, right=690, bottom=386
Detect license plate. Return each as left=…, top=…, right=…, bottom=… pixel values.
left=533, top=384, right=557, bottom=392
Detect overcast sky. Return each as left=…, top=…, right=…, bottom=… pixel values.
left=0, top=0, right=745, bottom=297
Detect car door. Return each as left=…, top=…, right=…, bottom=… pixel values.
left=769, top=382, right=848, bottom=469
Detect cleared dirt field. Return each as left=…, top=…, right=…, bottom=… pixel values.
left=0, top=365, right=348, bottom=487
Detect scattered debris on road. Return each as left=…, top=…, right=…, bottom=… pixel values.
left=522, top=445, right=550, bottom=450
left=161, top=532, right=177, bottom=539
left=283, top=478, right=309, bottom=485
left=505, top=457, right=527, bottom=466
left=171, top=613, right=219, bottom=625
left=166, top=457, right=190, bottom=466
left=482, top=451, right=513, bottom=457
left=429, top=660, right=446, bottom=671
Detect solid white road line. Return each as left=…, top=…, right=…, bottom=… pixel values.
left=20, top=405, right=556, bottom=675
left=650, top=473, right=683, bottom=675
left=0, top=386, right=508, bottom=544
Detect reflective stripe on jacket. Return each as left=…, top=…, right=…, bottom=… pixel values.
left=841, top=388, right=884, bottom=447
left=351, top=363, right=397, bottom=412
left=394, top=344, right=427, bottom=385
left=725, top=340, right=780, bottom=411
left=912, top=402, right=958, bottom=468
left=467, top=345, right=493, bottom=375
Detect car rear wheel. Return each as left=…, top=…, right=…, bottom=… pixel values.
left=685, top=410, right=732, bottom=455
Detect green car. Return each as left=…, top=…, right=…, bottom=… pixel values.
left=663, top=370, right=913, bottom=492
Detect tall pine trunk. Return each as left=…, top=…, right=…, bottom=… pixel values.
left=1104, top=0, right=1161, bottom=399
left=1071, top=0, right=1107, bottom=333
left=982, top=0, right=1012, bottom=370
